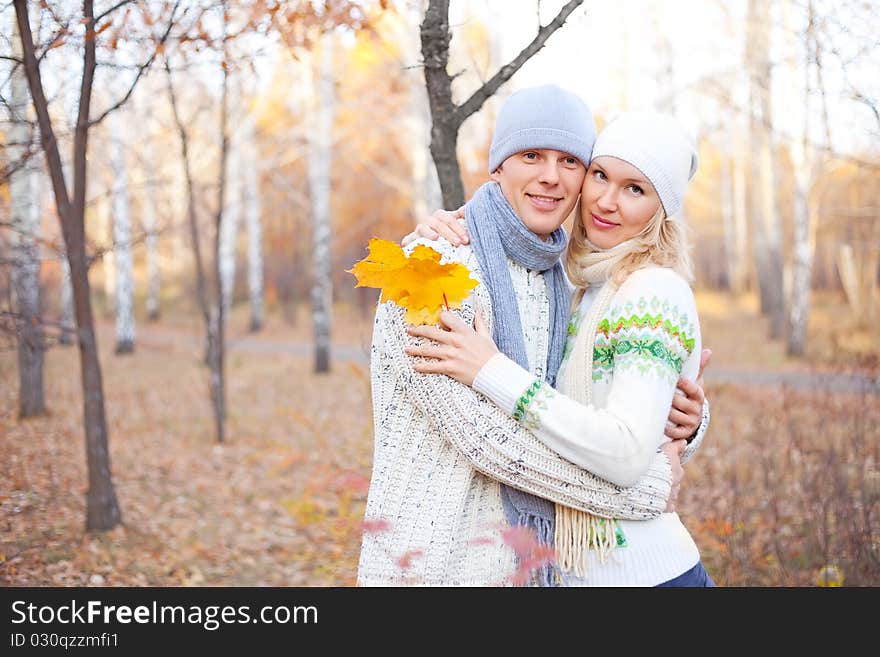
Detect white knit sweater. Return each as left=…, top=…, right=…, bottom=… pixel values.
left=357, top=238, right=681, bottom=587
left=473, top=266, right=708, bottom=585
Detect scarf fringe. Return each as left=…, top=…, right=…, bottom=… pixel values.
left=555, top=270, right=622, bottom=578
left=554, top=506, right=617, bottom=578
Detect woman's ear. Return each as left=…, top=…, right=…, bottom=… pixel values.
left=489, top=167, right=501, bottom=182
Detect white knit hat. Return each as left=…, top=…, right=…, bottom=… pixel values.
left=489, top=84, right=596, bottom=172
left=590, top=111, right=699, bottom=218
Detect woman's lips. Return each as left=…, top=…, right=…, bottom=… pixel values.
left=591, top=213, right=618, bottom=229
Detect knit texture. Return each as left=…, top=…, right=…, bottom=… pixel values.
left=591, top=111, right=698, bottom=218
left=464, top=181, right=570, bottom=586
left=357, top=237, right=674, bottom=586
left=473, top=266, right=706, bottom=585
left=489, top=84, right=596, bottom=172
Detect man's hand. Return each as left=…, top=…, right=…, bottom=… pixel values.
left=401, top=207, right=469, bottom=247
left=665, top=348, right=711, bottom=441
left=660, top=439, right=687, bottom=512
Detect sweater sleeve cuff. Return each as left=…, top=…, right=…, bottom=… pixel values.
left=681, top=397, right=710, bottom=465
left=472, top=353, right=536, bottom=416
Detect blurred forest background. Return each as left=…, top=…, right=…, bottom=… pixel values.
left=1, top=0, right=878, bottom=587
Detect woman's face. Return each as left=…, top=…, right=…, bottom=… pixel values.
left=580, top=156, right=662, bottom=249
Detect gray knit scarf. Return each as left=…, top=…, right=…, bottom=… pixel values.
left=465, top=181, right=570, bottom=587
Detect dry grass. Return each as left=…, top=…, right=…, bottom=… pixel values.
left=1, top=289, right=877, bottom=586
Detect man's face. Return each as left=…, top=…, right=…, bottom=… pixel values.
left=490, top=149, right=586, bottom=239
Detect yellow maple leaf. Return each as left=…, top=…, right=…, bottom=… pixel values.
left=347, top=238, right=479, bottom=325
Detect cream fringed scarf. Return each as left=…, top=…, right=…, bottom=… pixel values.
left=554, top=237, right=639, bottom=577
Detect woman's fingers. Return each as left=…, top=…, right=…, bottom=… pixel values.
left=675, top=377, right=705, bottom=405
left=408, top=323, right=451, bottom=343
left=665, top=423, right=694, bottom=441
left=671, top=391, right=701, bottom=418
left=437, top=310, right=471, bottom=333
left=405, top=343, right=448, bottom=360
left=667, top=408, right=692, bottom=427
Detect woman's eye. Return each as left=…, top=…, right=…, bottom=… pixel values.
left=628, top=184, right=644, bottom=195
left=593, top=170, right=606, bottom=181
left=524, top=152, right=538, bottom=160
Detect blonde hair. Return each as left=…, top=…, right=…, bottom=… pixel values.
left=564, top=201, right=694, bottom=288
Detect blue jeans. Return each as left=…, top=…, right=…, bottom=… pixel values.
left=655, top=561, right=716, bottom=587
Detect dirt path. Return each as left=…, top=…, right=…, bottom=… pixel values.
left=133, top=322, right=880, bottom=395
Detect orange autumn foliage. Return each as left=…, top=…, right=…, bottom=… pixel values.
left=348, top=238, right=479, bottom=325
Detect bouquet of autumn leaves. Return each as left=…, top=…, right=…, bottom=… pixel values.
left=347, top=238, right=478, bottom=325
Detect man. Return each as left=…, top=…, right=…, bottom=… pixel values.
left=357, top=85, right=708, bottom=586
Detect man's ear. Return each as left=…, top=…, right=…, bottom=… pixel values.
left=489, top=168, right=501, bottom=182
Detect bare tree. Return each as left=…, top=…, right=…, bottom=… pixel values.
left=420, top=0, right=585, bottom=208
left=164, top=32, right=229, bottom=443
left=12, top=0, right=181, bottom=531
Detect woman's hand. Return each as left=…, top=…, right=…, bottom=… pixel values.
left=665, top=348, right=711, bottom=441
left=405, top=306, right=497, bottom=386
left=401, top=206, right=470, bottom=247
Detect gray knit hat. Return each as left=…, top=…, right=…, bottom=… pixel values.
left=488, top=84, right=596, bottom=173
left=590, top=111, right=699, bottom=218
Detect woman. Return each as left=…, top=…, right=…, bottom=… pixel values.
left=405, top=111, right=714, bottom=586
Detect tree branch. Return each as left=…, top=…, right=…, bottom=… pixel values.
left=454, top=0, right=584, bottom=125
left=0, top=220, right=66, bottom=257
left=88, top=0, right=184, bottom=128
left=36, top=25, right=70, bottom=64
left=95, top=0, right=137, bottom=25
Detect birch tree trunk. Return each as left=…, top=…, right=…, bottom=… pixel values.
left=788, top=166, right=812, bottom=355
left=786, top=0, right=831, bottom=355
left=219, top=97, right=242, bottom=321
left=59, top=257, right=75, bottom=345
left=244, top=125, right=264, bottom=332
left=719, top=154, right=735, bottom=291
left=308, top=35, right=335, bottom=374
left=746, top=0, right=786, bottom=339
left=731, top=154, right=750, bottom=294
left=208, top=9, right=232, bottom=443
left=109, top=111, right=135, bottom=353
left=98, top=195, right=115, bottom=315
left=9, top=17, right=46, bottom=416
left=57, top=69, right=77, bottom=346
left=142, top=114, right=161, bottom=322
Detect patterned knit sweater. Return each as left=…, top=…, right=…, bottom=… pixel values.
left=473, top=266, right=708, bottom=585
left=357, top=238, right=685, bottom=587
